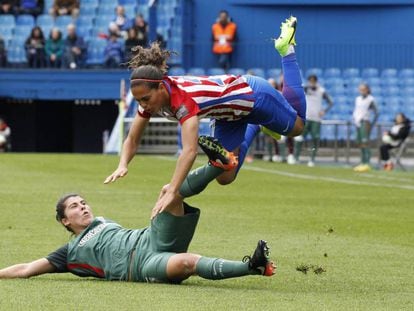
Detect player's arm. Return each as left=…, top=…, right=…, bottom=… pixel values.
left=0, top=258, right=55, bottom=279
left=322, top=91, right=334, bottom=115
left=167, top=115, right=199, bottom=194
left=104, top=113, right=150, bottom=184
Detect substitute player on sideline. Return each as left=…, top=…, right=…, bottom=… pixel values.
left=105, top=16, right=306, bottom=216
left=0, top=194, right=275, bottom=283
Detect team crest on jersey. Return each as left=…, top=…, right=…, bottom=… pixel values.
left=78, top=223, right=107, bottom=247
left=176, top=104, right=189, bottom=120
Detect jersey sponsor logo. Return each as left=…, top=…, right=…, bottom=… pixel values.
left=78, top=223, right=107, bottom=247
left=176, top=104, right=189, bottom=120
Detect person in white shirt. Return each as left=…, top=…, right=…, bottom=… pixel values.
left=352, top=83, right=378, bottom=172
left=294, top=75, right=333, bottom=167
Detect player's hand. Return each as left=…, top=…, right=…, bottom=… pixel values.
left=151, top=190, right=181, bottom=220
left=104, top=167, right=128, bottom=184
left=319, top=110, right=325, bottom=117
left=158, top=184, right=170, bottom=200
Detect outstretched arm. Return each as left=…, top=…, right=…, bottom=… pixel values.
left=0, top=258, right=55, bottom=279
left=104, top=114, right=150, bottom=184
left=151, top=116, right=199, bottom=218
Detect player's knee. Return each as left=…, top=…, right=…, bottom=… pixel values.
left=216, top=174, right=236, bottom=185
left=288, top=117, right=304, bottom=137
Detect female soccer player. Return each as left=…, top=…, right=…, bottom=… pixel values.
left=0, top=194, right=275, bottom=283
left=105, top=16, right=306, bottom=215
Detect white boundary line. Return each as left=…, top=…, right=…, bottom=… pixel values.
left=153, top=155, right=414, bottom=191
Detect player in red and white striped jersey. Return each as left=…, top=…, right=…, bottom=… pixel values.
left=105, top=16, right=306, bottom=216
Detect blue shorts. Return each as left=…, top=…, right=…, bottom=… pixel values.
left=212, top=75, right=297, bottom=151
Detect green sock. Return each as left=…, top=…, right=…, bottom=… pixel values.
left=361, top=148, right=365, bottom=163
left=195, top=257, right=258, bottom=280
left=279, top=142, right=286, bottom=161
left=310, top=139, right=319, bottom=162
left=294, top=141, right=302, bottom=160
left=179, top=164, right=223, bottom=197
left=366, top=148, right=371, bottom=164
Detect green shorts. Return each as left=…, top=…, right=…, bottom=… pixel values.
left=356, top=121, right=371, bottom=144
left=303, top=120, right=321, bottom=140
left=131, top=203, right=200, bottom=283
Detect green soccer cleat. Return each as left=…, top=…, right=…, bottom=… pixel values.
left=274, top=16, right=297, bottom=57
left=243, top=240, right=276, bottom=277
left=260, top=125, right=281, bottom=141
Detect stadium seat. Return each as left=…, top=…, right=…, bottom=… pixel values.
left=366, top=77, right=380, bottom=86
left=382, top=86, right=400, bottom=97
left=342, top=68, right=360, bottom=79
left=123, top=4, right=137, bottom=15
left=228, top=68, right=246, bottom=76
left=14, top=25, right=32, bottom=38
left=305, top=67, right=323, bottom=78
left=207, top=68, right=226, bottom=76
left=119, top=0, right=138, bottom=4
left=383, top=96, right=402, bottom=109
left=77, top=16, right=94, bottom=29
left=381, top=68, right=398, bottom=78
left=382, top=77, right=399, bottom=87
left=168, top=67, right=186, bottom=76
left=55, top=16, right=74, bottom=29
left=361, top=68, right=379, bottom=78
left=329, top=85, right=345, bottom=96
left=0, top=27, right=14, bottom=43
left=401, top=78, right=414, bottom=87
left=44, top=0, right=53, bottom=13
left=187, top=67, right=205, bottom=75
left=266, top=68, right=281, bottom=80
left=324, top=67, right=341, bottom=78
left=97, top=4, right=116, bottom=16
left=94, top=15, right=113, bottom=28
left=402, top=86, right=414, bottom=96
left=346, top=77, right=362, bottom=87
left=88, top=38, right=107, bottom=49
left=325, top=77, right=344, bottom=88
left=399, top=68, right=414, bottom=79
left=370, top=85, right=381, bottom=96
left=36, top=14, right=53, bottom=27
left=374, top=96, right=384, bottom=107
left=16, top=14, right=35, bottom=27
left=7, top=45, right=26, bottom=64
left=0, top=14, right=15, bottom=28
left=80, top=4, right=98, bottom=16
left=82, top=0, right=99, bottom=5
left=86, top=46, right=105, bottom=66
left=247, top=68, right=265, bottom=78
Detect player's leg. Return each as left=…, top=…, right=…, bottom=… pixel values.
left=309, top=121, right=321, bottom=165
left=294, top=121, right=311, bottom=161
left=164, top=240, right=276, bottom=283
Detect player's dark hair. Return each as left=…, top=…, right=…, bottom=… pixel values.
left=129, top=42, right=172, bottom=89
left=55, top=193, right=79, bottom=233
left=308, top=74, right=318, bottom=81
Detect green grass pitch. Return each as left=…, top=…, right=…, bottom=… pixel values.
left=0, top=153, right=413, bottom=310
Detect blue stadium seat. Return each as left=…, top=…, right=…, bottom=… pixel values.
left=404, top=97, right=414, bottom=116
left=36, top=14, right=53, bottom=27
left=401, top=78, right=414, bottom=87
left=374, top=96, right=384, bottom=107
left=383, top=96, right=402, bottom=109
left=324, top=67, right=341, bottom=78
left=329, top=85, right=345, bottom=96
left=228, top=68, right=246, bottom=76
left=168, top=67, right=186, bottom=76
left=402, top=86, right=414, bottom=96
left=0, top=27, right=14, bottom=42
left=343, top=68, right=360, bottom=79
left=7, top=45, right=26, bottom=64
left=14, top=25, right=32, bottom=38
left=94, top=15, right=113, bottom=28
left=346, top=77, right=362, bottom=87
left=207, top=68, right=226, bottom=76
left=119, top=0, right=138, bottom=4
left=86, top=46, right=105, bottom=66
left=361, top=68, right=379, bottom=78
left=382, top=77, right=398, bottom=87
left=55, top=16, right=74, bottom=29
left=0, top=14, right=15, bottom=28
left=80, top=4, right=97, bottom=16
left=98, top=4, right=116, bottom=16
left=320, top=125, right=335, bottom=140
left=77, top=16, right=94, bottom=29
left=123, top=4, right=137, bottom=15
left=247, top=68, right=265, bottom=78
left=16, top=14, right=35, bottom=26
left=44, top=0, right=53, bottom=13
left=187, top=67, right=205, bottom=75
left=266, top=68, right=281, bottom=80
left=82, top=0, right=99, bottom=5
left=381, top=68, right=398, bottom=78
left=88, top=38, right=107, bottom=49
left=325, top=77, right=344, bottom=88
left=366, top=77, right=380, bottom=86
left=382, top=86, right=400, bottom=97
left=370, top=85, right=381, bottom=96
left=305, top=67, right=323, bottom=78
left=77, top=27, right=91, bottom=39
left=399, top=68, right=414, bottom=79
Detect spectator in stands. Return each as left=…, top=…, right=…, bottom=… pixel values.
left=0, top=117, right=11, bottom=152
left=125, top=27, right=140, bottom=62
left=211, top=10, right=237, bottom=71
left=49, top=0, right=79, bottom=18
left=104, top=33, right=123, bottom=68
left=0, top=35, right=7, bottom=67
left=352, top=83, right=379, bottom=172
left=113, top=5, right=132, bottom=35
left=133, top=14, right=149, bottom=48
left=45, top=28, right=63, bottom=68
left=25, top=26, right=46, bottom=68
left=16, top=0, right=43, bottom=16
left=294, top=74, right=334, bottom=167
left=1, top=0, right=16, bottom=14
left=380, top=113, right=411, bottom=171
left=62, top=23, right=86, bottom=69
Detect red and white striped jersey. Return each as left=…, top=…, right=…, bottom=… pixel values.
left=137, top=75, right=255, bottom=124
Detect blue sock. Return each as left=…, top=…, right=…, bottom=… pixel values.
left=237, top=124, right=260, bottom=173
left=281, top=53, right=306, bottom=121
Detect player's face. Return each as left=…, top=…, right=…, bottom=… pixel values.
left=132, top=83, right=168, bottom=115
left=62, top=196, right=94, bottom=234
left=359, top=85, right=369, bottom=96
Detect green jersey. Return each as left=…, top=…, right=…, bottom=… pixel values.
left=47, top=217, right=146, bottom=281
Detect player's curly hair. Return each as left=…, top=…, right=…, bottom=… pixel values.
left=128, top=42, right=173, bottom=89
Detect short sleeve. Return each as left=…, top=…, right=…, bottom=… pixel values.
left=46, top=244, right=69, bottom=273
left=176, top=97, right=200, bottom=124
